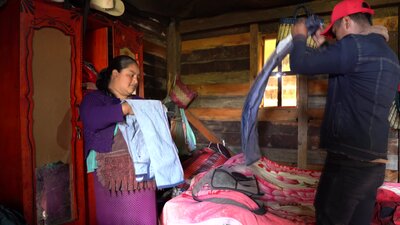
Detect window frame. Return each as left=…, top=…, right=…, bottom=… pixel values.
left=261, top=34, right=298, bottom=108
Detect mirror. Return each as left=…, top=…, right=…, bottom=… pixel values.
left=32, top=27, right=73, bottom=225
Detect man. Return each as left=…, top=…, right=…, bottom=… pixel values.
left=290, top=0, right=400, bottom=224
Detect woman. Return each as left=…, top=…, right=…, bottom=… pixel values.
left=80, top=55, right=157, bottom=225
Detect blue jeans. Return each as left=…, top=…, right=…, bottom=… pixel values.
left=314, top=152, right=386, bottom=225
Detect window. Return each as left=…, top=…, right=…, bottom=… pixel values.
left=262, top=38, right=297, bottom=107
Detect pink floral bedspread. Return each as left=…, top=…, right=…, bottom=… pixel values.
left=162, top=154, right=400, bottom=225
left=161, top=153, right=321, bottom=225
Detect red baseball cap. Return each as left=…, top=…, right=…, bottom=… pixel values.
left=321, top=0, right=375, bottom=37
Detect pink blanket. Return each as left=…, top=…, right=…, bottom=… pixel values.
left=225, top=154, right=320, bottom=224
left=161, top=154, right=321, bottom=225
left=161, top=189, right=297, bottom=225
left=162, top=154, right=400, bottom=225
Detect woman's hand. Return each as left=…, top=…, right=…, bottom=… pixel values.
left=122, top=102, right=134, bottom=115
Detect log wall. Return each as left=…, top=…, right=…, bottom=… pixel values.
left=180, top=6, right=400, bottom=181
left=122, top=10, right=168, bottom=100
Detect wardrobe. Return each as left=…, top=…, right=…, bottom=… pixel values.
left=0, top=1, right=143, bottom=224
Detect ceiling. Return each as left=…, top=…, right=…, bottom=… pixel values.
left=124, top=0, right=313, bottom=21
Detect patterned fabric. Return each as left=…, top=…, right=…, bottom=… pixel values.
left=226, top=154, right=320, bottom=224
left=372, top=182, right=400, bottom=225
left=163, top=153, right=320, bottom=225
left=182, top=147, right=228, bottom=180
left=96, top=129, right=155, bottom=193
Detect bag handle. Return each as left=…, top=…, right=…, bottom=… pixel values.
left=293, top=5, right=323, bottom=36
left=293, top=5, right=311, bottom=19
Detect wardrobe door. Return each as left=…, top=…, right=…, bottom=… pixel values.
left=20, top=1, right=85, bottom=224
left=113, top=21, right=144, bottom=97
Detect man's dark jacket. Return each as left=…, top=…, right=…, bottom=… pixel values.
left=291, top=33, right=400, bottom=161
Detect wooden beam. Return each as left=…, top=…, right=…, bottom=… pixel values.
left=297, top=75, right=308, bottom=169
left=187, top=83, right=250, bottom=96
left=260, top=147, right=326, bottom=168
left=187, top=108, right=242, bottom=121
left=188, top=107, right=325, bottom=121
left=249, top=24, right=262, bottom=85
left=181, top=45, right=249, bottom=64
left=185, top=109, right=221, bottom=143
left=308, top=108, right=324, bottom=120
left=308, top=79, right=328, bottom=96
left=143, top=34, right=167, bottom=49
left=187, top=107, right=299, bottom=121
left=190, top=96, right=246, bottom=108
left=181, top=33, right=250, bottom=53
left=180, top=0, right=400, bottom=33
left=182, top=26, right=250, bottom=41
left=143, top=39, right=166, bottom=59
left=181, top=71, right=249, bottom=85
left=166, top=20, right=181, bottom=94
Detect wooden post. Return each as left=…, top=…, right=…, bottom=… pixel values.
left=249, top=24, right=262, bottom=86
left=297, top=75, right=308, bottom=169
left=185, top=109, right=221, bottom=143
left=167, top=19, right=181, bottom=94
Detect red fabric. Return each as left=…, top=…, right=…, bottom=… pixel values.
left=182, top=147, right=228, bottom=180
left=83, top=62, right=98, bottom=83
left=372, top=183, right=400, bottom=225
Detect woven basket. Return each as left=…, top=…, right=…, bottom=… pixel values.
left=169, top=78, right=197, bottom=109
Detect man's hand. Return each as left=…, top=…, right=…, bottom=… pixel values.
left=312, top=26, right=326, bottom=48
left=361, top=25, right=389, bottom=42
left=291, top=18, right=308, bottom=37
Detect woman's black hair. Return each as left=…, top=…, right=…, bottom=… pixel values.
left=96, top=55, right=138, bottom=93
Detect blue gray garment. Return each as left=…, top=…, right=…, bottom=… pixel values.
left=119, top=115, right=152, bottom=181
left=120, top=99, right=184, bottom=188
left=241, top=35, right=293, bottom=166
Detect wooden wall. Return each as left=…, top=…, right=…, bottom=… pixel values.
left=181, top=30, right=250, bottom=154
left=122, top=11, right=168, bottom=100
left=178, top=4, right=400, bottom=181
left=382, top=4, right=400, bottom=180
left=143, top=40, right=167, bottom=100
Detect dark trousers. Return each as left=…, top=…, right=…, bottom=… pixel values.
left=314, top=152, right=386, bottom=225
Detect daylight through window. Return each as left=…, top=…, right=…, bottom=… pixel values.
left=262, top=38, right=297, bottom=107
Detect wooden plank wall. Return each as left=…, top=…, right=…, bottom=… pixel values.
left=181, top=28, right=250, bottom=154
left=143, top=40, right=167, bottom=100
left=378, top=8, right=400, bottom=181
left=180, top=6, right=400, bottom=181
left=123, top=13, right=168, bottom=100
